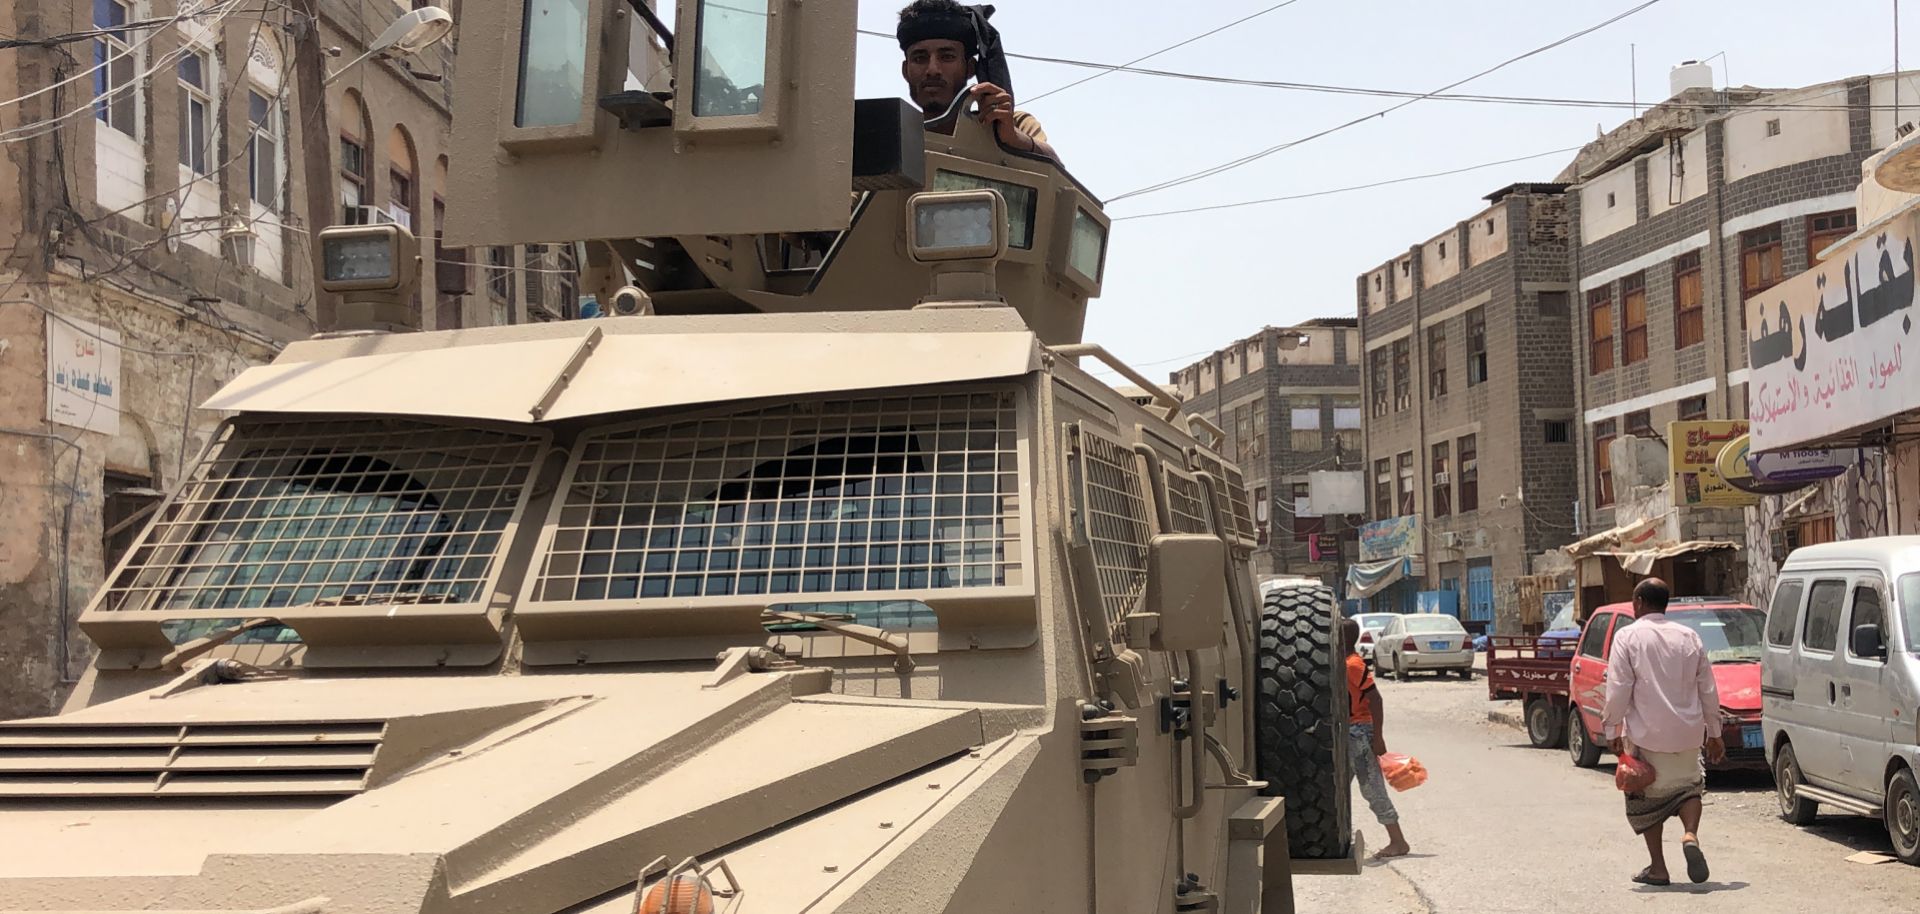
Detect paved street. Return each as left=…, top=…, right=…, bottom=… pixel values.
left=1294, top=663, right=1917, bottom=913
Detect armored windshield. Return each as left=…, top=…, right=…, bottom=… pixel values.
left=532, top=390, right=1027, bottom=603
left=99, top=419, right=545, bottom=614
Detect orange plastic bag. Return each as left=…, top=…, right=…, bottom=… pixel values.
left=1378, top=753, right=1428, bottom=792
left=1616, top=752, right=1656, bottom=793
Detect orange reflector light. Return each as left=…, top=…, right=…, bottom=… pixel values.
left=635, top=877, right=715, bottom=914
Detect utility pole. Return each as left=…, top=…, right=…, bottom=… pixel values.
left=290, top=0, right=337, bottom=331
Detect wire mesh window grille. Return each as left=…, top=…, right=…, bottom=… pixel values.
left=1164, top=469, right=1212, bottom=535
left=1189, top=450, right=1257, bottom=547
left=101, top=420, right=545, bottom=614
left=534, top=391, right=1025, bottom=602
left=1075, top=425, right=1152, bottom=640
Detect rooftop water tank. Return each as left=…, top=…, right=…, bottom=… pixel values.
left=1670, top=60, right=1715, bottom=97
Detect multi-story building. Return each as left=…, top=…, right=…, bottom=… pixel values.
left=1171, top=320, right=1364, bottom=583
left=1562, top=71, right=1901, bottom=609
left=0, top=1, right=583, bottom=716
left=1355, top=184, right=1581, bottom=628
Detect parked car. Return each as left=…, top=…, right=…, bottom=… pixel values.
left=1375, top=614, right=1474, bottom=680
left=1763, top=538, right=1920, bottom=865
left=1352, top=612, right=1398, bottom=661
left=1562, top=597, right=1766, bottom=770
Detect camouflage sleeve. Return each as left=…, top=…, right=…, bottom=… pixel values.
left=1011, top=111, right=1049, bottom=145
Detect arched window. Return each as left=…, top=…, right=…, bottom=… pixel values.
left=386, top=124, right=417, bottom=230
left=339, top=90, right=372, bottom=224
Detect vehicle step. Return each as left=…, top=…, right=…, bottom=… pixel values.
left=1794, top=784, right=1882, bottom=818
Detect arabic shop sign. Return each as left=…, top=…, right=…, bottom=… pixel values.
left=1714, top=432, right=1853, bottom=494
left=45, top=313, right=122, bottom=435
left=1748, top=211, right=1917, bottom=451
left=1358, top=515, right=1421, bottom=562
left=1669, top=421, right=1759, bottom=507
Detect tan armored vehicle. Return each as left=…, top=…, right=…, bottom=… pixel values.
left=0, top=4, right=1356, bottom=912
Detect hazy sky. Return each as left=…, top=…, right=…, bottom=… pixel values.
left=843, top=0, right=1911, bottom=381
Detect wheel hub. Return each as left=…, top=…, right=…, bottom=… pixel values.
left=1897, top=787, right=1918, bottom=845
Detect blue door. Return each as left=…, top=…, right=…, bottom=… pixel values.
left=1466, top=560, right=1495, bottom=625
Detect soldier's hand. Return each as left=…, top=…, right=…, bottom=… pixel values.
left=969, top=82, right=1016, bottom=127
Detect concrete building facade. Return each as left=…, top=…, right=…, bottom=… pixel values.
left=1171, top=321, right=1364, bottom=583
left=1563, top=75, right=1902, bottom=610
left=1355, top=184, right=1581, bottom=630
left=0, top=1, right=581, bottom=717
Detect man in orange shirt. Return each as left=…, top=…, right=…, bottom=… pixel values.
left=1345, top=617, right=1411, bottom=859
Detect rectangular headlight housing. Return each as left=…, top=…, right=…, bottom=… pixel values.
left=319, top=224, right=417, bottom=293
left=907, top=189, right=1008, bottom=263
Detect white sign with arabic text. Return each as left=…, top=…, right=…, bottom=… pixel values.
left=45, top=314, right=122, bottom=435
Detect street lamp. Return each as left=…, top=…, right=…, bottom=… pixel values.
left=323, top=7, right=455, bottom=85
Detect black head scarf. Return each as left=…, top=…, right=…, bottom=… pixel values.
left=897, top=4, right=1012, bottom=99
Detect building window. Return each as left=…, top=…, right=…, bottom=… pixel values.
left=558, top=245, right=579, bottom=319
left=1457, top=434, right=1479, bottom=512
left=1544, top=419, right=1570, bottom=443
left=1258, top=485, right=1275, bottom=546
left=1594, top=420, right=1617, bottom=507
left=1741, top=224, right=1785, bottom=297
left=1466, top=307, right=1488, bottom=385
left=1626, top=409, right=1653, bottom=438
left=1289, top=405, right=1320, bottom=452
left=1674, top=251, right=1704, bottom=349
left=1369, top=349, right=1390, bottom=418
left=103, top=472, right=157, bottom=571
left=1333, top=398, right=1362, bottom=453
left=93, top=0, right=136, bottom=136
left=1587, top=287, right=1615, bottom=374
left=1765, top=118, right=1782, bottom=137
left=1397, top=452, right=1415, bottom=517
left=1427, top=323, right=1448, bottom=398
left=1621, top=273, right=1648, bottom=365
left=1808, top=211, right=1857, bottom=265
left=247, top=90, right=279, bottom=210
left=1391, top=339, right=1411, bottom=411
left=487, top=246, right=513, bottom=301
left=1486, top=218, right=1496, bottom=235
left=341, top=135, right=367, bottom=224
left=1438, top=240, right=1448, bottom=260
left=524, top=245, right=546, bottom=310
left=388, top=167, right=415, bottom=230
left=1374, top=458, right=1393, bottom=521
left=1679, top=395, right=1708, bottom=421
left=177, top=49, right=210, bottom=174
left=1430, top=441, right=1452, bottom=519
left=1251, top=398, right=1268, bottom=460
left=1607, top=192, right=1617, bottom=208
left=1537, top=290, right=1569, bottom=316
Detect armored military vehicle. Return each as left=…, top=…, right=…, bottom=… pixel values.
left=0, top=3, right=1354, bottom=912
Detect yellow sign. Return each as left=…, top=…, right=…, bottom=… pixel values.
left=1669, top=420, right=1760, bottom=507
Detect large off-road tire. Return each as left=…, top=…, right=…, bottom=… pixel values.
left=1256, top=581, right=1351, bottom=860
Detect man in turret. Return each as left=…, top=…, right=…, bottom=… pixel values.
left=897, top=1, right=1059, bottom=162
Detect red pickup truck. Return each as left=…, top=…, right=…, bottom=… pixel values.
left=1487, top=597, right=1767, bottom=769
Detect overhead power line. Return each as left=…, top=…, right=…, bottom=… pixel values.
left=1020, top=0, right=1310, bottom=105
left=1109, top=0, right=1669, bottom=202
left=1111, top=145, right=1584, bottom=221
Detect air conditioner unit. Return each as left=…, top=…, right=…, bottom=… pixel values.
left=1433, top=472, right=1450, bottom=485
left=1440, top=531, right=1461, bottom=548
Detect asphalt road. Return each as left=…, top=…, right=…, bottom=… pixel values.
left=1292, top=660, right=1917, bottom=913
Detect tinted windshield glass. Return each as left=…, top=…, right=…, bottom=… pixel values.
left=1672, top=610, right=1765, bottom=663
left=1901, top=574, right=1920, bottom=652
left=1545, top=603, right=1576, bottom=631
left=1404, top=615, right=1464, bottom=634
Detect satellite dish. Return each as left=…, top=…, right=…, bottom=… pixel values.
left=1874, top=127, right=1920, bottom=193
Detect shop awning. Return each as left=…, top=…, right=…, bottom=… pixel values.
left=1347, top=557, right=1424, bottom=599
left=1564, top=512, right=1671, bottom=560
left=1597, top=541, right=1739, bottom=576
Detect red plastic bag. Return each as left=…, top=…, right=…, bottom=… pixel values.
left=1616, top=752, right=1656, bottom=793
left=1378, top=753, right=1428, bottom=792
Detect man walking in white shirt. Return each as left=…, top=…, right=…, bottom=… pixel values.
left=1602, top=578, right=1727, bottom=886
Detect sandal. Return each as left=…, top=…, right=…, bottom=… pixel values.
left=1632, top=867, right=1671, bottom=886
left=1683, top=840, right=1710, bottom=884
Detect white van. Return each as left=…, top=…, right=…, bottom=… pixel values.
left=1762, top=537, right=1920, bottom=865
